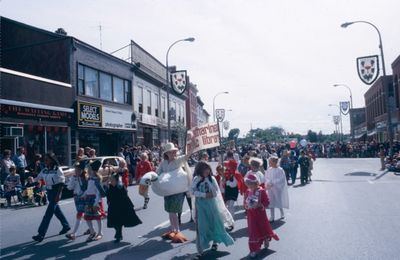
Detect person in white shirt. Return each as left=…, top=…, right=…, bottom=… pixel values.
left=32, top=153, right=70, bottom=242
left=265, top=156, right=289, bottom=222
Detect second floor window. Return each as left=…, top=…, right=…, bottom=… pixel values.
left=78, top=64, right=131, bottom=105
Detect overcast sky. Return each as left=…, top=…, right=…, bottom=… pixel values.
left=2, top=0, right=399, bottom=136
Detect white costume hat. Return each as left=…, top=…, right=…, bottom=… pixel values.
left=163, top=142, right=178, bottom=154
left=249, top=157, right=263, bottom=167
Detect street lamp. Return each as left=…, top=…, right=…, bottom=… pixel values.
left=328, top=113, right=340, bottom=141
left=213, top=91, right=229, bottom=122
left=329, top=104, right=343, bottom=141
left=166, top=37, right=195, bottom=141
left=333, top=84, right=354, bottom=140
left=341, top=20, right=393, bottom=153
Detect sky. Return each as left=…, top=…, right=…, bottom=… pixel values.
left=1, top=0, right=399, bottom=136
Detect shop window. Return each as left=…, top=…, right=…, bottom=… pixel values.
left=124, top=80, right=132, bottom=105
left=146, top=90, right=152, bottom=115
left=84, top=67, right=99, bottom=98
left=161, top=96, right=166, bottom=119
left=99, top=72, right=112, bottom=101
left=137, top=86, right=143, bottom=113
left=113, top=77, right=124, bottom=103
left=154, top=93, right=159, bottom=117
left=78, top=64, right=84, bottom=95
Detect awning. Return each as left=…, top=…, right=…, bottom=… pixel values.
left=354, top=133, right=367, bottom=139
left=367, top=129, right=377, bottom=136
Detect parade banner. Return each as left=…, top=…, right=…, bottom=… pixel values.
left=356, top=55, right=379, bottom=85
left=186, top=122, right=220, bottom=154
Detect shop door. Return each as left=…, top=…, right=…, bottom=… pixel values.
left=143, top=128, right=153, bottom=148
left=100, top=133, right=118, bottom=156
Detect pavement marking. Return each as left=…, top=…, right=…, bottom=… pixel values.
left=368, top=179, right=375, bottom=184
left=59, top=200, right=74, bottom=206
left=153, top=209, right=190, bottom=230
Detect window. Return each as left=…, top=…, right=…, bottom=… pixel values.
left=99, top=72, right=112, bottom=101
left=138, top=87, right=143, bottom=113
left=78, top=64, right=84, bottom=95
left=153, top=93, right=159, bottom=117
left=146, top=90, right=152, bottom=115
left=124, top=80, right=132, bottom=105
left=161, top=96, right=166, bottom=119
left=78, top=64, right=131, bottom=104
left=84, top=67, right=99, bottom=98
left=113, top=77, right=124, bottom=103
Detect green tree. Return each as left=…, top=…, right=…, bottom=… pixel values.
left=228, top=128, right=240, bottom=140
left=307, top=130, right=318, bottom=142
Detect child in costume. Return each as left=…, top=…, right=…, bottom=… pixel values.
left=223, top=159, right=245, bottom=230
left=265, top=156, right=289, bottom=222
left=245, top=157, right=265, bottom=188
left=82, top=160, right=105, bottom=242
left=244, top=173, right=279, bottom=259
left=106, top=173, right=142, bottom=243
left=66, top=161, right=89, bottom=240
left=191, top=162, right=234, bottom=257
left=136, top=152, right=153, bottom=209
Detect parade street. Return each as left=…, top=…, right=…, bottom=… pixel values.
left=1, top=158, right=400, bottom=260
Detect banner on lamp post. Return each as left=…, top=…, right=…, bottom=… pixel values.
left=356, top=55, right=379, bottom=85
left=340, top=101, right=350, bottom=115
left=186, top=122, right=220, bottom=154
left=170, top=70, right=187, bottom=95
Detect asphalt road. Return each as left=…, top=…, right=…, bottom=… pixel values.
left=1, top=158, right=400, bottom=260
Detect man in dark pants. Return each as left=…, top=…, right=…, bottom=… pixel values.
left=298, top=151, right=310, bottom=185
left=32, top=153, right=70, bottom=242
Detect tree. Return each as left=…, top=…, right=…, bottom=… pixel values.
left=228, top=128, right=240, bottom=140
left=55, top=28, right=67, bottom=35
left=307, top=130, right=318, bottom=143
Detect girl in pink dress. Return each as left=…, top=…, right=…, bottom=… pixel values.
left=244, top=173, right=279, bottom=258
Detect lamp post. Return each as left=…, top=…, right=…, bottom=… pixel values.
left=166, top=37, right=195, bottom=142
left=333, top=84, right=354, bottom=141
left=341, top=20, right=393, bottom=153
left=213, top=91, right=229, bottom=122
left=221, top=109, right=233, bottom=138
left=329, top=104, right=343, bottom=141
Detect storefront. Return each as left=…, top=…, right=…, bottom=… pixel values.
left=0, top=99, right=73, bottom=165
left=75, top=101, right=136, bottom=156
left=137, top=113, right=159, bottom=147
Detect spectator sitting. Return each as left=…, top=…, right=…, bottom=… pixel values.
left=4, top=166, right=22, bottom=207
left=24, top=176, right=47, bottom=206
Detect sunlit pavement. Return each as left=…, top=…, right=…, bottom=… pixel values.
left=1, top=158, right=400, bottom=260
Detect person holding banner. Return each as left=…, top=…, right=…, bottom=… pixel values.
left=157, top=142, right=193, bottom=243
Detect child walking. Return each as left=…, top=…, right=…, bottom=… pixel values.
left=106, top=173, right=142, bottom=242
left=244, top=173, right=279, bottom=258
left=191, top=162, right=234, bottom=257
left=265, top=156, right=289, bottom=222
left=66, top=161, right=89, bottom=240
left=82, top=160, right=105, bottom=242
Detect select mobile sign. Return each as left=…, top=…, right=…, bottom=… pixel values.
left=77, top=101, right=102, bottom=127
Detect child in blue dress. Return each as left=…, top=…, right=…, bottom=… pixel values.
left=191, top=161, right=234, bottom=257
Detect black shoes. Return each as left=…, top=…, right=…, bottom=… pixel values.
left=32, top=234, right=44, bottom=242
left=59, top=227, right=71, bottom=235
left=114, top=237, right=122, bottom=243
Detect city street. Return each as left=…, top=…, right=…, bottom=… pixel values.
left=1, top=158, right=400, bottom=260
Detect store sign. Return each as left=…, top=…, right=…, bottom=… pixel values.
left=1, top=104, right=72, bottom=122
left=102, top=106, right=136, bottom=130
left=141, top=113, right=158, bottom=126
left=77, top=102, right=102, bottom=127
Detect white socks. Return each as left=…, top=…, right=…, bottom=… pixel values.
left=96, top=219, right=103, bottom=235
left=226, top=200, right=235, bottom=220
left=72, top=218, right=81, bottom=234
